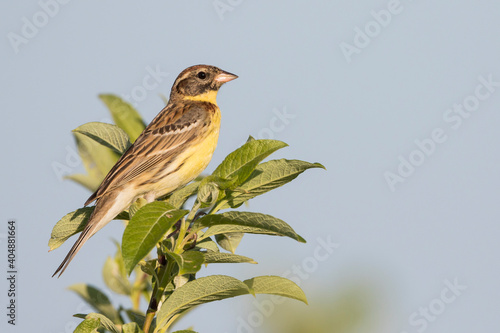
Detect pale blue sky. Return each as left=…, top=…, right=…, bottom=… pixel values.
left=1, top=1, right=500, bottom=332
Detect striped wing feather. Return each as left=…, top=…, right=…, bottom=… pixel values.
left=85, top=102, right=210, bottom=206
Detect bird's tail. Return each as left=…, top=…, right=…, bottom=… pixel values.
left=51, top=220, right=98, bottom=277
left=52, top=191, right=128, bottom=277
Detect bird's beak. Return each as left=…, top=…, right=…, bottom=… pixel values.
left=215, top=71, right=238, bottom=83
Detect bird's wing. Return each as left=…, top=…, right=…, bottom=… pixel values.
left=85, top=102, right=214, bottom=205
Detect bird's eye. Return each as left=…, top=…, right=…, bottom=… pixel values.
left=197, top=71, right=207, bottom=79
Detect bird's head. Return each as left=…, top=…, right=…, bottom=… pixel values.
left=170, top=65, right=238, bottom=103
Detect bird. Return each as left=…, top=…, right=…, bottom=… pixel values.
left=53, top=65, right=237, bottom=277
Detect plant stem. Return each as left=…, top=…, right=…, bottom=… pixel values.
left=143, top=253, right=166, bottom=332
left=143, top=256, right=176, bottom=333
left=208, top=198, right=226, bottom=215
left=176, top=200, right=202, bottom=251
left=143, top=277, right=160, bottom=333
left=186, top=200, right=201, bottom=223
left=156, top=260, right=175, bottom=298
left=174, top=218, right=188, bottom=254
left=143, top=310, right=156, bottom=333
left=144, top=201, right=201, bottom=332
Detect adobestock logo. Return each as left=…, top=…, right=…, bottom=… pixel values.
left=120, top=65, right=170, bottom=108
left=256, top=106, right=295, bottom=140
left=340, top=0, right=404, bottom=63
left=400, top=278, right=467, bottom=333
left=384, top=74, right=499, bottom=192
left=56, top=302, right=93, bottom=333
left=7, top=0, right=73, bottom=54
left=238, top=106, right=296, bottom=147
left=230, top=236, right=339, bottom=333
left=213, top=0, right=245, bottom=21
left=51, top=116, right=113, bottom=181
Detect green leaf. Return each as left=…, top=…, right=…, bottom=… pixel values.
left=99, top=94, right=146, bottom=142
left=74, top=318, right=100, bottom=333
left=156, top=275, right=306, bottom=329
left=156, top=275, right=250, bottom=328
left=129, top=197, right=148, bottom=218
left=72, top=131, right=119, bottom=183
left=203, top=252, right=257, bottom=264
left=215, top=159, right=325, bottom=210
left=75, top=131, right=119, bottom=174
left=125, top=309, right=147, bottom=329
left=215, top=233, right=244, bottom=254
left=73, top=122, right=131, bottom=155
left=84, top=313, right=120, bottom=333
left=173, top=275, right=190, bottom=289
left=122, top=202, right=188, bottom=274
left=138, top=259, right=157, bottom=277
left=102, top=257, right=131, bottom=295
left=115, top=210, right=130, bottom=221
left=166, top=181, right=201, bottom=209
left=68, top=284, right=121, bottom=324
left=197, top=179, right=221, bottom=207
left=195, top=211, right=306, bottom=243
left=102, top=241, right=132, bottom=296
left=122, top=322, right=145, bottom=333
left=48, top=207, right=94, bottom=251
left=204, top=225, right=280, bottom=239
left=166, top=251, right=204, bottom=275
left=213, top=139, right=288, bottom=187
left=194, top=237, right=219, bottom=253
left=49, top=207, right=128, bottom=251
left=243, top=276, right=307, bottom=304
left=73, top=313, right=87, bottom=319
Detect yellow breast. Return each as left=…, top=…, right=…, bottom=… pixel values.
left=151, top=106, right=221, bottom=198
left=178, top=109, right=221, bottom=180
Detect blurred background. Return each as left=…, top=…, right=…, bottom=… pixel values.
left=1, top=1, right=500, bottom=332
